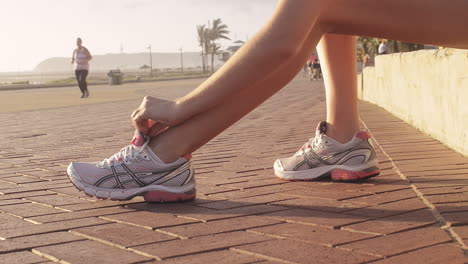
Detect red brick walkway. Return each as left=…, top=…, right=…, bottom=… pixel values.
left=0, top=77, right=466, bottom=263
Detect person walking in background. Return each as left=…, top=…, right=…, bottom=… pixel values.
left=311, top=58, right=322, bottom=80
left=71, top=38, right=92, bottom=98
left=378, top=39, right=388, bottom=55
left=67, top=0, right=468, bottom=202
left=302, top=62, right=308, bottom=77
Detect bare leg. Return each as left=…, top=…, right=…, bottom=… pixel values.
left=317, top=34, right=360, bottom=143
left=142, top=0, right=468, bottom=162
left=151, top=26, right=325, bottom=163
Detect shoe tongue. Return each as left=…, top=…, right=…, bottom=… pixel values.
left=131, top=130, right=147, bottom=147
left=315, top=121, right=327, bottom=136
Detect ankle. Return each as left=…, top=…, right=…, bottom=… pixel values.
left=148, top=138, right=183, bottom=164
left=325, top=122, right=359, bottom=144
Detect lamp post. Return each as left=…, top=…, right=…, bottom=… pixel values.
left=179, top=47, right=184, bottom=73
left=147, top=44, right=153, bottom=77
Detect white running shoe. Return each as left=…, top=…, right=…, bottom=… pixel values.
left=274, top=121, right=380, bottom=182
left=67, top=131, right=195, bottom=202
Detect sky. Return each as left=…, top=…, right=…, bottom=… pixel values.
left=0, top=0, right=277, bottom=72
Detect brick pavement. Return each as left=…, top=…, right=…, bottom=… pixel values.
left=0, top=77, right=466, bottom=263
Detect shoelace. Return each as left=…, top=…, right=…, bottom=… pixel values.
left=100, top=139, right=150, bottom=168
left=296, top=133, right=324, bottom=155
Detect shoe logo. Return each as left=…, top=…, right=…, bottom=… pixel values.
left=94, top=161, right=193, bottom=189
left=303, top=148, right=372, bottom=169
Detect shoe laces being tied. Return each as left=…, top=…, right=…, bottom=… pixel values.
left=99, top=134, right=150, bottom=168
left=296, top=130, right=325, bottom=155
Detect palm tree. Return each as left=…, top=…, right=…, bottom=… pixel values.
left=207, top=18, right=230, bottom=72
left=196, top=24, right=207, bottom=73
left=209, top=43, right=221, bottom=73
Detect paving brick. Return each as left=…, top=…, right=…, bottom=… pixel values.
left=0, top=198, right=28, bottom=206
left=0, top=175, right=47, bottom=184
left=0, top=217, right=110, bottom=239
left=0, top=232, right=84, bottom=253
left=0, top=181, right=20, bottom=190
left=344, top=189, right=417, bottom=206
left=418, top=186, right=468, bottom=195
left=249, top=222, right=376, bottom=246
left=433, top=201, right=468, bottom=213
left=198, top=194, right=294, bottom=210
left=345, top=198, right=427, bottom=218
left=56, top=199, right=144, bottom=211
left=129, top=202, right=288, bottom=222
left=33, top=240, right=152, bottom=263
left=0, top=250, right=50, bottom=263
left=219, top=178, right=285, bottom=190
left=425, top=193, right=468, bottom=204
left=0, top=190, right=55, bottom=200
left=442, top=211, right=468, bottom=226
left=47, top=186, right=90, bottom=198
left=26, top=206, right=135, bottom=223
left=452, top=226, right=468, bottom=239
left=281, top=186, right=373, bottom=200
left=0, top=212, right=36, bottom=230
left=262, top=208, right=368, bottom=228
left=160, top=215, right=282, bottom=238
left=132, top=231, right=273, bottom=259
left=272, top=197, right=368, bottom=213
left=208, top=184, right=299, bottom=199
left=72, top=222, right=176, bottom=247
left=101, top=210, right=202, bottom=229
left=374, top=243, right=467, bottom=264
left=0, top=202, right=67, bottom=218
left=338, top=227, right=452, bottom=257
left=232, top=239, right=378, bottom=264
left=24, top=194, right=91, bottom=206
left=342, top=209, right=437, bottom=235
left=158, top=250, right=265, bottom=264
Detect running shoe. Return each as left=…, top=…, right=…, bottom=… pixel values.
left=67, top=131, right=195, bottom=202
left=274, top=121, right=379, bottom=182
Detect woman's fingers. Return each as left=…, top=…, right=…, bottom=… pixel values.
left=131, top=96, right=180, bottom=135
left=132, top=109, right=150, bottom=134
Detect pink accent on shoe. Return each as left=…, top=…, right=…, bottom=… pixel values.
left=183, top=154, right=192, bottom=160
left=143, top=190, right=196, bottom=202
left=355, top=131, right=371, bottom=140
left=331, top=168, right=380, bottom=182
left=131, top=130, right=146, bottom=147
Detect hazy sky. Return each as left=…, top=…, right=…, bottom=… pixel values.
left=1, top=0, right=277, bottom=72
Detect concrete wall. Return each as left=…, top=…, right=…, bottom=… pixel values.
left=358, top=49, right=468, bottom=156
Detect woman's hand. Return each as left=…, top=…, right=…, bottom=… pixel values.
left=131, top=96, right=182, bottom=136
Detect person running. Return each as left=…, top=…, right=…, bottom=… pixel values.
left=68, top=0, right=468, bottom=202
left=71, top=38, right=92, bottom=98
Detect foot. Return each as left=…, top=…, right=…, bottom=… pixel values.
left=80, top=94, right=85, bottom=98
left=274, top=121, right=380, bottom=182
left=67, top=131, right=196, bottom=202
left=84, top=90, right=90, bottom=98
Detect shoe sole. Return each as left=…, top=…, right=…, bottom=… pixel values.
left=67, top=163, right=196, bottom=203
left=274, top=159, right=380, bottom=183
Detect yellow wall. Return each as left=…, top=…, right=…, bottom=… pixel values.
left=358, top=49, right=468, bottom=156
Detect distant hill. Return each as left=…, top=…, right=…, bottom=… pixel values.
left=34, top=52, right=224, bottom=73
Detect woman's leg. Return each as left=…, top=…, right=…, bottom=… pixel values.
left=322, top=0, right=468, bottom=49
left=75, top=70, right=85, bottom=95
left=317, top=34, right=360, bottom=143
left=150, top=25, right=325, bottom=163
left=81, top=70, right=89, bottom=97
left=147, top=0, right=468, bottom=163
